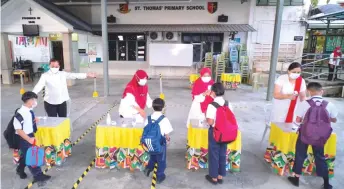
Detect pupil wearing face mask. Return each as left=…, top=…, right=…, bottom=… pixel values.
left=12, top=91, right=52, bottom=181
left=270, top=62, right=307, bottom=123
left=119, top=70, right=153, bottom=120
left=186, top=68, right=215, bottom=128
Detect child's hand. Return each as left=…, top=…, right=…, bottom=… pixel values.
left=34, top=117, right=40, bottom=123
left=28, top=138, right=35, bottom=145
left=165, top=135, right=170, bottom=142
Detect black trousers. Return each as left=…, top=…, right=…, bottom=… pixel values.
left=292, top=135, right=329, bottom=177
left=44, top=101, right=67, bottom=117
left=328, top=65, right=337, bottom=81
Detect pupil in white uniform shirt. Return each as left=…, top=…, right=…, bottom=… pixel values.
left=271, top=62, right=306, bottom=123
left=119, top=70, right=152, bottom=120
left=33, top=59, right=96, bottom=117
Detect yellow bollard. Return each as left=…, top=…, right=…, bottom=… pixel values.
left=92, top=77, right=99, bottom=98
left=159, top=74, right=165, bottom=100
left=20, top=73, right=25, bottom=95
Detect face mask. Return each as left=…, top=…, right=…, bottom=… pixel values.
left=289, top=73, right=300, bottom=80
left=201, top=76, right=211, bottom=83
left=138, top=79, right=147, bottom=86
left=50, top=68, right=59, bottom=74
left=32, top=100, right=38, bottom=109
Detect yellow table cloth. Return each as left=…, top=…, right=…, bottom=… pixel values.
left=220, top=73, right=241, bottom=83
left=35, top=118, right=71, bottom=147
left=13, top=117, right=72, bottom=167
left=187, top=126, right=242, bottom=172
left=220, top=73, right=241, bottom=90
left=189, top=74, right=200, bottom=86
left=264, top=123, right=336, bottom=177
left=95, top=125, right=148, bottom=170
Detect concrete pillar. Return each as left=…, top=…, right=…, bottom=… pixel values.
left=72, top=41, right=80, bottom=73
left=101, top=0, right=109, bottom=96
left=266, top=0, right=284, bottom=101
left=222, top=32, right=229, bottom=53
left=62, top=33, right=75, bottom=86
left=246, top=0, right=256, bottom=71
left=1, top=33, right=13, bottom=84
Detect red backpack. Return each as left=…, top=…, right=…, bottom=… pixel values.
left=211, top=101, right=238, bottom=143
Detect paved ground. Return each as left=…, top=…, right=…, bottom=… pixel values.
left=1, top=78, right=343, bottom=189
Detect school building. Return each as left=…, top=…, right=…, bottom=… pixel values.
left=1, top=0, right=308, bottom=84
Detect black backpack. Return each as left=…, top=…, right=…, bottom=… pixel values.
left=3, top=109, right=23, bottom=149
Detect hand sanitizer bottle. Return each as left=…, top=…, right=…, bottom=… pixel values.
left=106, top=113, right=111, bottom=125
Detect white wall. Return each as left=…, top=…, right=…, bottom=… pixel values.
left=64, top=0, right=249, bottom=25
left=1, top=0, right=70, bottom=33
left=247, top=2, right=308, bottom=71
left=250, top=6, right=306, bottom=44
left=66, top=0, right=307, bottom=76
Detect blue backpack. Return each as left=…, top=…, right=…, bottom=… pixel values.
left=141, top=115, right=165, bottom=155
left=26, top=142, right=44, bottom=167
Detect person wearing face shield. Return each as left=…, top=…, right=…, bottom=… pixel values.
left=271, top=62, right=306, bottom=123
left=32, top=59, right=96, bottom=117
left=328, top=46, right=342, bottom=81
left=119, top=70, right=152, bottom=119
left=186, top=68, right=214, bottom=127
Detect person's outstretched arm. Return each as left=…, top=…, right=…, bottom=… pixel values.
left=65, top=72, right=96, bottom=79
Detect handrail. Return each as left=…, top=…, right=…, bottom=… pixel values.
left=303, top=65, right=343, bottom=81
left=301, top=57, right=330, bottom=67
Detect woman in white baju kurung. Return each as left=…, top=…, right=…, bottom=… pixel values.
left=271, top=62, right=306, bottom=123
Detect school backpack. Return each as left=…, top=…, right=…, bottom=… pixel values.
left=211, top=101, right=238, bottom=143
left=26, top=140, right=45, bottom=167
left=300, top=99, right=332, bottom=147
left=141, top=115, right=165, bottom=155
left=3, top=109, right=23, bottom=149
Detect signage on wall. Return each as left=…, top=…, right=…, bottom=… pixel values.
left=207, top=2, right=218, bottom=14
left=21, top=7, right=41, bottom=24
left=49, top=33, right=62, bottom=41
left=294, top=36, right=303, bottom=41
left=118, top=3, right=131, bottom=14
left=118, top=2, right=218, bottom=14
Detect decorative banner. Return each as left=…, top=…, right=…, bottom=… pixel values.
left=16, top=36, right=48, bottom=47
left=13, top=36, right=50, bottom=62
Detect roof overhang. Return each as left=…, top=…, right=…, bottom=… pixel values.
left=309, top=10, right=344, bottom=21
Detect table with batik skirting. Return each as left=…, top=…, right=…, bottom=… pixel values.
left=186, top=120, right=241, bottom=172
left=264, top=122, right=336, bottom=178
left=13, top=117, right=72, bottom=166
